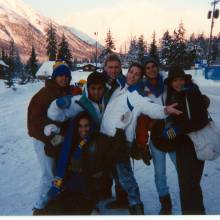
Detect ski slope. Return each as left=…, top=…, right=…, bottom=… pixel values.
left=0, top=70, right=220, bottom=215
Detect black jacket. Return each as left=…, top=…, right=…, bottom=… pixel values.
left=166, top=83, right=209, bottom=134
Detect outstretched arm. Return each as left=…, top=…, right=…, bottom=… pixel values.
left=47, top=95, right=83, bottom=122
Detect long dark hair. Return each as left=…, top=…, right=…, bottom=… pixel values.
left=72, top=111, right=94, bottom=147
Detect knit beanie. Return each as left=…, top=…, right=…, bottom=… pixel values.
left=143, top=56, right=159, bottom=70
left=52, top=64, right=71, bottom=79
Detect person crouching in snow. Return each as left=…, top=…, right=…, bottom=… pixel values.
left=27, top=63, right=72, bottom=215
left=100, top=62, right=182, bottom=215
left=40, top=111, right=128, bottom=215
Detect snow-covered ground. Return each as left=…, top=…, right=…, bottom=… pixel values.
left=0, top=69, right=220, bottom=215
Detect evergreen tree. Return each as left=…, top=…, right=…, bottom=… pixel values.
left=99, top=29, right=116, bottom=64
left=72, top=57, right=78, bottom=70
left=172, top=22, right=187, bottom=68
left=57, top=34, right=73, bottom=68
left=126, top=37, right=139, bottom=66
left=211, top=37, right=219, bottom=63
left=137, top=35, right=146, bottom=65
left=5, top=41, right=16, bottom=88
left=160, top=30, right=174, bottom=68
left=105, top=29, right=115, bottom=53
left=46, top=22, right=57, bottom=61
left=149, top=32, right=159, bottom=63
left=14, top=49, right=23, bottom=79
left=26, top=46, right=38, bottom=82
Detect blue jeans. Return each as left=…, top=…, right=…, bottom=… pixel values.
left=149, top=140, right=177, bottom=197
left=115, top=158, right=142, bottom=206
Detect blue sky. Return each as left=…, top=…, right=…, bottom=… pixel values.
left=23, top=0, right=216, bottom=50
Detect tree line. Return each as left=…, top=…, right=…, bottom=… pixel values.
left=1, top=21, right=220, bottom=88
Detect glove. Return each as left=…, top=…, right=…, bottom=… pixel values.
left=50, top=134, right=64, bottom=146
left=56, top=95, right=72, bottom=109
left=141, top=147, right=152, bottom=166
left=44, top=124, right=60, bottom=136
left=162, top=126, right=180, bottom=140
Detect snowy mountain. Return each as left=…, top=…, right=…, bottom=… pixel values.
left=67, top=26, right=103, bottom=48
left=0, top=0, right=96, bottom=62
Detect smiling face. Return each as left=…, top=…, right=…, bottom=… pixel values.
left=126, top=66, right=143, bottom=86
left=55, top=74, right=71, bottom=87
left=170, top=77, right=185, bottom=92
left=144, top=62, right=158, bottom=79
left=104, top=60, right=121, bottom=79
left=78, top=118, right=90, bottom=139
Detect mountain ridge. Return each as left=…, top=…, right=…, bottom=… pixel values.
left=0, top=0, right=97, bottom=62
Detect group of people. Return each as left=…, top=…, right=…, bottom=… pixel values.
left=27, top=54, right=210, bottom=215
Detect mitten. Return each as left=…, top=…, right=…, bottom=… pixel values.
left=44, top=124, right=60, bottom=136
left=56, top=95, right=72, bottom=109
left=50, top=135, right=64, bottom=146
left=162, top=126, right=180, bottom=140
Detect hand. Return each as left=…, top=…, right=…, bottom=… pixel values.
left=50, top=134, right=64, bottom=146
left=44, top=124, right=60, bottom=136
left=141, top=147, right=152, bottom=166
left=165, top=103, right=182, bottom=115
left=56, top=95, right=72, bottom=109
left=163, top=126, right=180, bottom=140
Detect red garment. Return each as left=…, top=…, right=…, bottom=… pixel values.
left=136, top=115, right=155, bottom=147
left=70, top=85, right=82, bottom=96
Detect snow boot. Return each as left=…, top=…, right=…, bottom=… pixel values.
left=159, top=194, right=172, bottom=215
left=106, top=185, right=128, bottom=209
left=32, top=208, right=45, bottom=215
left=129, top=203, right=144, bottom=215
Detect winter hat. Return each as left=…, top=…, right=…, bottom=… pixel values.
left=143, top=56, right=159, bottom=70
left=87, top=71, right=106, bottom=88
left=165, top=66, right=192, bottom=84
left=52, top=64, right=71, bottom=79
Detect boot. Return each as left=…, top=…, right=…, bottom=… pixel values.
left=129, top=203, right=144, bottom=215
left=32, top=207, right=45, bottom=215
left=159, top=194, right=172, bottom=215
left=106, top=185, right=128, bottom=209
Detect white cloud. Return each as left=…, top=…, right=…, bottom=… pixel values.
left=60, top=0, right=216, bottom=51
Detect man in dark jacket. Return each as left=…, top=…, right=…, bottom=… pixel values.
left=27, top=63, right=72, bottom=214
left=101, top=54, right=128, bottom=209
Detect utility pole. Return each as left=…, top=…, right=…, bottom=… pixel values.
left=94, top=32, right=98, bottom=68
left=207, top=0, right=220, bottom=65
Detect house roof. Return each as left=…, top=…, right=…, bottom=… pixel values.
left=36, top=61, right=55, bottom=77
